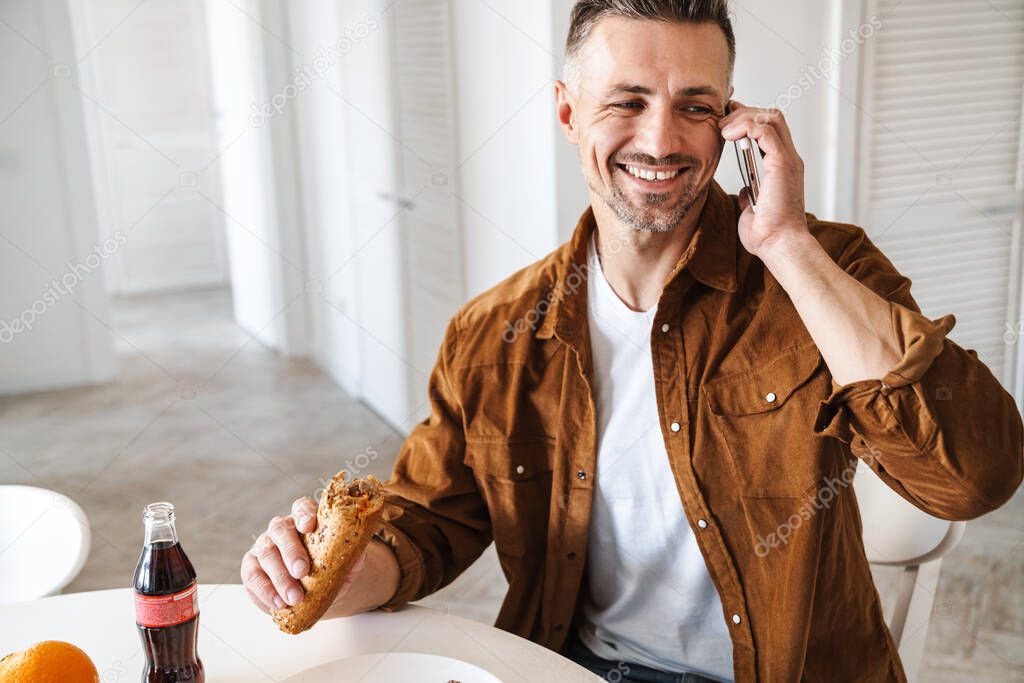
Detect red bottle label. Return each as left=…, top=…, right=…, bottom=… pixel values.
left=135, top=582, right=199, bottom=627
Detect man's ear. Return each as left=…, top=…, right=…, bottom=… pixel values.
left=554, top=80, right=580, bottom=145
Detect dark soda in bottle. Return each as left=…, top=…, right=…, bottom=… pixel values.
left=132, top=502, right=205, bottom=682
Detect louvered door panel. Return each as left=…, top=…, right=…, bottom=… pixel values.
left=392, top=0, right=465, bottom=422
left=858, top=0, right=1024, bottom=384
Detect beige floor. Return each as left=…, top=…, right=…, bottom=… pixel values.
left=1, top=287, right=1020, bottom=681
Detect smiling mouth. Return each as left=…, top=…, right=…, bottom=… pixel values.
left=615, top=163, right=689, bottom=184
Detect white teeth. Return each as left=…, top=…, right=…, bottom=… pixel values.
left=624, top=165, right=680, bottom=181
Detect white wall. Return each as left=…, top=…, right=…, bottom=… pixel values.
left=0, top=1, right=115, bottom=395
left=551, top=0, right=593, bottom=245
left=714, top=2, right=837, bottom=218
left=452, top=0, right=589, bottom=298
left=284, top=0, right=358, bottom=395
left=204, top=0, right=309, bottom=355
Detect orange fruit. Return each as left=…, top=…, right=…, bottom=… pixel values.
left=0, top=640, right=99, bottom=682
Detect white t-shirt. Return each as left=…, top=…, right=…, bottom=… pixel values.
left=578, top=233, right=734, bottom=682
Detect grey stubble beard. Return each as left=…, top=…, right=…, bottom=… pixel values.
left=586, top=159, right=706, bottom=234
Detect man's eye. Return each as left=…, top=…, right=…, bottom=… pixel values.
left=611, top=102, right=643, bottom=110
left=683, top=106, right=712, bottom=114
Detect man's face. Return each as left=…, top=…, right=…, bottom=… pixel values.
left=558, top=18, right=732, bottom=234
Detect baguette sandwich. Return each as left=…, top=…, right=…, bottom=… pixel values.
left=271, top=471, right=386, bottom=634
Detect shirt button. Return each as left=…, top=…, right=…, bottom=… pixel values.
left=765, top=392, right=777, bottom=403
left=670, top=421, right=681, bottom=432
left=731, top=614, right=742, bottom=625
left=576, top=470, right=587, bottom=480
left=567, top=551, right=576, bottom=559
left=515, top=464, right=525, bottom=474
left=697, top=519, right=708, bottom=529
left=661, top=323, right=670, bottom=333
left=554, top=623, right=564, bottom=631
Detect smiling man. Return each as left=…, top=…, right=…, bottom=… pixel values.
left=241, top=1, right=1024, bottom=681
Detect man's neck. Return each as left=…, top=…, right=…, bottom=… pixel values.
left=592, top=188, right=708, bottom=312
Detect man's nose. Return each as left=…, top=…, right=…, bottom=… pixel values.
left=634, top=104, right=682, bottom=161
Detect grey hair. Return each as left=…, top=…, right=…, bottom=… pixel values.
left=563, top=0, right=736, bottom=94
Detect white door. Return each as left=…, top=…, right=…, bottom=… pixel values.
left=856, top=0, right=1024, bottom=389
left=207, top=0, right=466, bottom=429
left=81, top=0, right=229, bottom=295
left=390, top=0, right=467, bottom=424
left=302, top=0, right=466, bottom=430
left=283, top=0, right=397, bottom=405
left=327, top=0, right=413, bottom=427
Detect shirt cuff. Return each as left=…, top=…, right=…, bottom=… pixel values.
left=813, top=302, right=955, bottom=444
left=372, top=503, right=427, bottom=612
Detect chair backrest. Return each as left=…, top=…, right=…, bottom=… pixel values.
left=0, top=486, right=91, bottom=603
left=853, top=460, right=965, bottom=566
left=853, top=461, right=966, bottom=682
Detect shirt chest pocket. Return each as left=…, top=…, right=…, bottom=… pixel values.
left=703, top=345, right=832, bottom=498
left=463, top=438, right=555, bottom=556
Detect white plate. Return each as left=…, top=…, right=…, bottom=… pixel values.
left=282, top=652, right=505, bottom=683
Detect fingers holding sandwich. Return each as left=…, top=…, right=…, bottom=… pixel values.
left=241, top=496, right=319, bottom=612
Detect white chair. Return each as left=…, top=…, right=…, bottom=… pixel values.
left=854, top=460, right=966, bottom=683
left=0, top=486, right=91, bottom=604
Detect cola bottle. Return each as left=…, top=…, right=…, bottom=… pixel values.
left=132, top=502, right=205, bottom=682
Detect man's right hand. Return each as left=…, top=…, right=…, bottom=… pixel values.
left=240, top=496, right=400, bottom=618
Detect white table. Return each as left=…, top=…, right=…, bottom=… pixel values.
left=0, top=584, right=601, bottom=682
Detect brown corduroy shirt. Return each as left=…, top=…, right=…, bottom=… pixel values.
left=371, top=181, right=1023, bottom=682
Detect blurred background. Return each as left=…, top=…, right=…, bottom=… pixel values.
left=0, top=0, right=1021, bottom=680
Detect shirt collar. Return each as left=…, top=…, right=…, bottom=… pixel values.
left=538, top=180, right=738, bottom=341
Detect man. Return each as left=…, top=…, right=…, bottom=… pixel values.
left=241, top=1, right=1024, bottom=681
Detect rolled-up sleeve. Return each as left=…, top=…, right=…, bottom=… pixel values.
left=812, top=224, right=1024, bottom=520
left=372, top=318, right=492, bottom=610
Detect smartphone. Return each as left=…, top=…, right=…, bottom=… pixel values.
left=726, top=102, right=761, bottom=212
left=734, top=137, right=761, bottom=212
